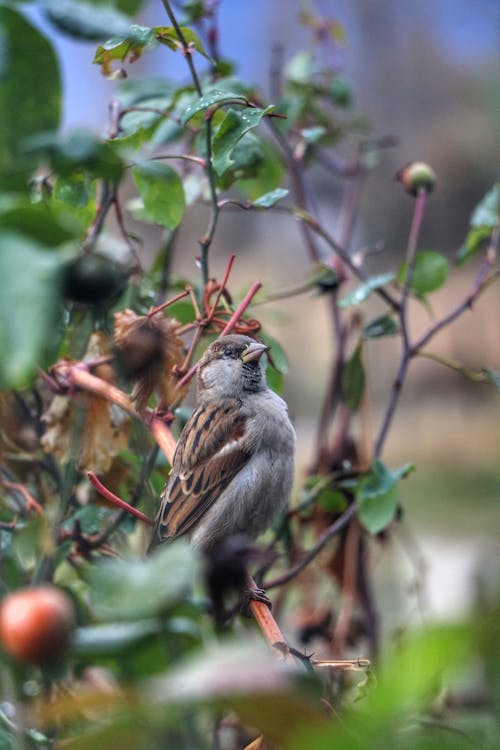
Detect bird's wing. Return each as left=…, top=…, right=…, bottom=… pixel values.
left=151, top=400, right=250, bottom=545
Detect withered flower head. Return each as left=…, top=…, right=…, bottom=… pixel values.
left=41, top=332, right=130, bottom=474
left=113, top=309, right=185, bottom=412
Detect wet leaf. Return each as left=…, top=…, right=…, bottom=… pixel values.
left=93, top=24, right=155, bottom=76
left=212, top=106, right=274, bottom=176
left=181, top=89, right=247, bottom=126
left=252, top=188, right=289, bottom=208
left=338, top=272, right=394, bottom=307
left=153, top=25, right=212, bottom=62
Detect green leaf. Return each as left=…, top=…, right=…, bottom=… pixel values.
left=300, top=126, right=327, bottom=144
left=132, top=161, right=185, bottom=229
left=43, top=0, right=131, bottom=41
left=317, top=489, right=347, bottom=513
left=153, top=25, right=212, bottom=62
left=25, top=131, right=124, bottom=181
left=72, top=620, right=161, bottom=657
left=470, top=182, right=500, bottom=228
left=338, top=272, right=394, bottom=307
left=285, top=50, right=316, bottom=85
left=234, top=141, right=284, bottom=200
left=181, top=89, right=247, bottom=126
left=212, top=106, right=274, bottom=176
left=457, top=184, right=499, bottom=265
left=397, top=250, right=448, bottom=295
left=265, top=364, right=284, bottom=396
left=311, top=263, right=340, bottom=293
left=362, top=315, right=398, bottom=339
left=456, top=225, right=492, bottom=265
left=0, top=728, right=15, bottom=750
left=0, top=202, right=75, bottom=246
left=90, top=541, right=196, bottom=621
left=357, top=460, right=414, bottom=534
left=0, top=7, right=61, bottom=175
left=252, top=187, right=289, bottom=208
left=260, top=332, right=289, bottom=374
left=0, top=231, right=64, bottom=388
left=52, top=173, right=97, bottom=236
left=54, top=172, right=93, bottom=208
left=216, top=132, right=264, bottom=189
left=342, top=343, right=365, bottom=411
left=484, top=368, right=500, bottom=391
left=93, top=24, right=155, bottom=75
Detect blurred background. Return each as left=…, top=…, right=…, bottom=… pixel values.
left=30, top=0, right=500, bottom=629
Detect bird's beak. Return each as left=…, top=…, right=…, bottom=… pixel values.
left=241, top=341, right=270, bottom=363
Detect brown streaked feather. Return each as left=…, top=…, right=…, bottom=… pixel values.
left=151, top=400, right=249, bottom=545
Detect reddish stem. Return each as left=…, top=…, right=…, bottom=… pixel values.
left=175, top=280, right=263, bottom=390
left=207, top=254, right=236, bottom=319
left=148, top=288, right=190, bottom=318
left=87, top=471, right=153, bottom=527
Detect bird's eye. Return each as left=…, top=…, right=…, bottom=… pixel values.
left=222, top=348, right=237, bottom=359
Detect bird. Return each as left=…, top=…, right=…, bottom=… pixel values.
left=148, top=334, right=296, bottom=555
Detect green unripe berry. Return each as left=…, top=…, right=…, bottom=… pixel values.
left=63, top=253, right=128, bottom=306
left=396, top=161, right=437, bottom=196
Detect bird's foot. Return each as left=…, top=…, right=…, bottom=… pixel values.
left=240, top=586, right=272, bottom=618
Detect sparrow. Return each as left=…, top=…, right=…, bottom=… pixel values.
left=148, top=334, right=296, bottom=554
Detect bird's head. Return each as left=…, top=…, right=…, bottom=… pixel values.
left=197, top=335, right=269, bottom=402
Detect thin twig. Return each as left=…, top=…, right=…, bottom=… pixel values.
left=411, top=268, right=500, bottom=353
left=175, top=280, right=263, bottom=390
left=0, top=479, right=43, bottom=516
left=294, top=208, right=400, bottom=311
left=87, top=472, right=153, bottom=526
left=148, top=288, right=190, bottom=318
left=263, top=504, right=357, bottom=590
left=160, top=0, right=219, bottom=286
left=373, top=192, right=428, bottom=458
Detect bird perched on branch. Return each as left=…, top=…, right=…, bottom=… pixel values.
left=148, top=334, right=295, bottom=555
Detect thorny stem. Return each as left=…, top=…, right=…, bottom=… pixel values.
left=160, top=0, right=218, bottom=287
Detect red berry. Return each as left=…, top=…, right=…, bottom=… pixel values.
left=0, top=586, right=75, bottom=665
